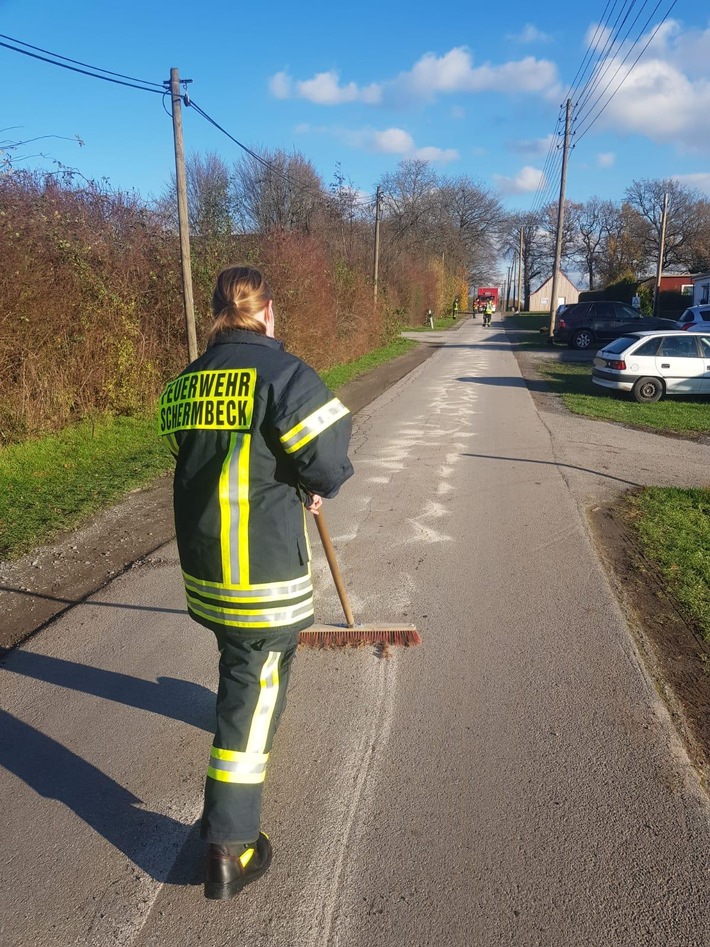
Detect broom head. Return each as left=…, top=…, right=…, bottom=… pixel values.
left=298, top=623, right=421, bottom=649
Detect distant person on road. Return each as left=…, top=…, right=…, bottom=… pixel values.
left=483, top=299, right=494, bottom=326
left=452, top=298, right=459, bottom=320
left=159, top=266, right=353, bottom=900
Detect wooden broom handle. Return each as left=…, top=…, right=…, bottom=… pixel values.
left=314, top=510, right=356, bottom=628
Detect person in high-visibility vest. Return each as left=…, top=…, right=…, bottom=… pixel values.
left=452, top=298, right=459, bottom=320
left=483, top=299, right=494, bottom=326
left=159, top=266, right=353, bottom=900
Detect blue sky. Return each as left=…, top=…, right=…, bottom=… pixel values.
left=2, top=0, right=710, bottom=211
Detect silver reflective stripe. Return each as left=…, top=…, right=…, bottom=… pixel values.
left=209, top=756, right=267, bottom=778
left=246, top=653, right=280, bottom=754
left=187, top=594, right=314, bottom=628
left=280, top=398, right=349, bottom=454
left=183, top=571, right=312, bottom=602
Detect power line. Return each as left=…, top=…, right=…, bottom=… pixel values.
left=0, top=32, right=164, bottom=88
left=574, top=0, right=641, bottom=112
left=574, top=0, right=655, bottom=120
left=564, top=0, right=616, bottom=102
left=575, top=0, right=679, bottom=143
left=187, top=97, right=375, bottom=209
left=0, top=36, right=163, bottom=93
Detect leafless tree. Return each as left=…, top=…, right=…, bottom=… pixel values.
left=624, top=178, right=710, bottom=273
left=231, top=148, right=326, bottom=234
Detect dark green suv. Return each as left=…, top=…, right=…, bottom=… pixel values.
left=553, top=301, right=677, bottom=350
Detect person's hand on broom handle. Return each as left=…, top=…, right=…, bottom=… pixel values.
left=304, top=493, right=322, bottom=515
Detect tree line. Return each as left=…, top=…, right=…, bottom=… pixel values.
left=3, top=146, right=710, bottom=443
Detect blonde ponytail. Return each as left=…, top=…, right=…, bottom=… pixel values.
left=207, top=266, right=272, bottom=345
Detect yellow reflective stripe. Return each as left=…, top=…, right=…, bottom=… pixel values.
left=210, top=747, right=269, bottom=763
left=165, top=432, right=179, bottom=456
left=187, top=595, right=314, bottom=629
left=219, top=433, right=237, bottom=585
left=183, top=571, right=312, bottom=603
left=182, top=567, right=312, bottom=595
left=240, top=848, right=255, bottom=868
left=217, top=433, right=251, bottom=586
left=246, top=652, right=280, bottom=754
left=206, top=746, right=269, bottom=784
left=280, top=398, right=349, bottom=454
left=237, top=433, right=251, bottom=586
left=207, top=766, right=265, bottom=785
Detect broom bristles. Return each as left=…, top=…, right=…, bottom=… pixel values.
left=298, top=624, right=421, bottom=649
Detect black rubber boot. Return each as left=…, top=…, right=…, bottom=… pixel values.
left=204, top=832, right=273, bottom=900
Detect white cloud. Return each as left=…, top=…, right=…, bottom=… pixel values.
left=507, top=134, right=554, bottom=156
left=493, top=165, right=545, bottom=194
left=597, top=152, right=615, bottom=167
left=269, top=71, right=292, bottom=99
left=268, top=46, right=561, bottom=108
left=386, top=48, right=561, bottom=104
left=341, top=126, right=458, bottom=163
left=507, top=23, right=552, bottom=44
left=575, top=20, right=710, bottom=151
left=268, top=69, right=381, bottom=105
left=672, top=173, right=710, bottom=195
left=414, top=146, right=459, bottom=163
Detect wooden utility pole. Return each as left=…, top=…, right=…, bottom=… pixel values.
left=653, top=191, right=669, bottom=317
left=167, top=67, right=198, bottom=362
left=373, top=185, right=382, bottom=304
left=517, top=228, right=524, bottom=314
left=548, top=98, right=573, bottom=342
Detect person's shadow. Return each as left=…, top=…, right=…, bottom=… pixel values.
left=0, top=653, right=216, bottom=883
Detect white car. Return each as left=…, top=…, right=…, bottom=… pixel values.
left=677, top=305, right=710, bottom=331
left=592, top=331, right=710, bottom=402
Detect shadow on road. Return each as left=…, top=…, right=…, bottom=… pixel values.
left=0, top=708, right=203, bottom=883
left=0, top=584, right=186, bottom=616
left=0, top=649, right=215, bottom=732
left=462, top=452, right=641, bottom=487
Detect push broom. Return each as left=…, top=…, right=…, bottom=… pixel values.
left=298, top=510, right=421, bottom=648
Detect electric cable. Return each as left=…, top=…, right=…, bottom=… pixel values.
left=575, top=0, right=678, bottom=143
left=0, top=32, right=164, bottom=87
left=187, top=98, right=375, bottom=209
left=0, top=37, right=163, bottom=93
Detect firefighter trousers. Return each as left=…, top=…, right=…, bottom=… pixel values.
left=200, top=627, right=299, bottom=845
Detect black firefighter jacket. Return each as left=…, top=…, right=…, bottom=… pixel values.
left=158, top=329, right=354, bottom=636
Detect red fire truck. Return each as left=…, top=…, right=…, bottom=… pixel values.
left=474, top=287, right=499, bottom=313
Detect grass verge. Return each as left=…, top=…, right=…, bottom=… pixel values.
left=321, top=336, right=417, bottom=389
left=1, top=336, right=420, bottom=561
left=0, top=415, right=173, bottom=561
left=537, top=361, right=710, bottom=436
left=626, top=487, right=710, bottom=641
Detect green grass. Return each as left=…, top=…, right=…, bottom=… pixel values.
left=538, top=361, right=710, bottom=435
left=321, top=336, right=417, bottom=389
left=0, top=415, right=173, bottom=560
left=403, top=315, right=459, bottom=333
left=627, top=488, right=710, bottom=641
left=1, top=336, right=421, bottom=561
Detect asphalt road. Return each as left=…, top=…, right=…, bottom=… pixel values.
left=2, top=320, right=709, bottom=947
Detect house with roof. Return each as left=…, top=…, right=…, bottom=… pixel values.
left=528, top=271, right=580, bottom=312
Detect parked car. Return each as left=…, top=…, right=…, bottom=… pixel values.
left=553, top=301, right=677, bottom=350
left=676, top=305, right=710, bottom=331
left=592, top=331, right=710, bottom=402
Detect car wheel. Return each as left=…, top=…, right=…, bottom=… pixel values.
left=632, top=376, right=663, bottom=403
left=571, top=329, right=593, bottom=350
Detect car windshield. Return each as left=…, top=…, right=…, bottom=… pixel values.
left=602, top=336, right=639, bottom=354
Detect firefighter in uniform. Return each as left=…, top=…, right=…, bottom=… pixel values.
left=159, top=266, right=353, bottom=900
